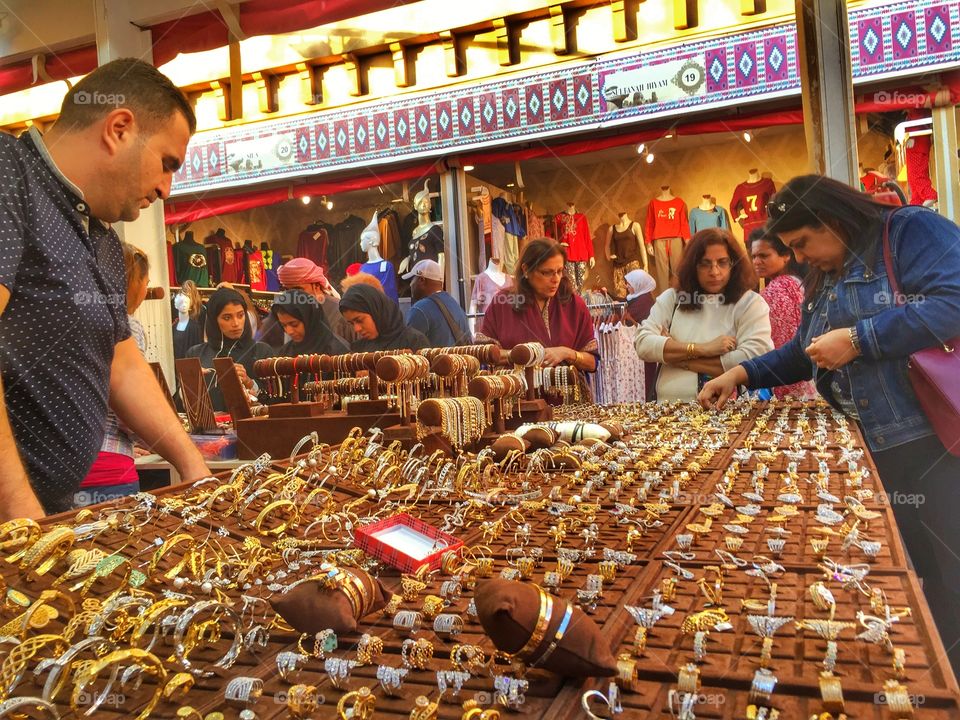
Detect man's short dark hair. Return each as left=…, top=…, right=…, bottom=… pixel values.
left=57, top=58, right=196, bottom=135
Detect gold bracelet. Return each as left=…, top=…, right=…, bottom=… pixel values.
left=71, top=648, right=167, bottom=720
left=20, top=526, right=74, bottom=577
left=254, top=499, right=299, bottom=536
left=508, top=586, right=553, bottom=661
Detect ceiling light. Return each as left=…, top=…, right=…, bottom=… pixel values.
left=506, top=182, right=515, bottom=187
left=463, top=165, right=475, bottom=171
left=636, top=143, right=646, bottom=154
left=326, top=199, right=334, bottom=210
left=743, top=131, right=753, bottom=142
left=645, top=152, right=655, bottom=164
left=664, top=132, right=674, bottom=139
left=301, top=196, right=311, bottom=204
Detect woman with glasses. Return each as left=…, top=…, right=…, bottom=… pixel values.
left=699, top=175, right=960, bottom=673
left=634, top=227, right=773, bottom=400
left=476, top=238, right=598, bottom=372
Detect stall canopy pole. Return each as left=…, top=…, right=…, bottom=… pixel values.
left=932, top=105, right=960, bottom=224
left=795, top=0, right=859, bottom=185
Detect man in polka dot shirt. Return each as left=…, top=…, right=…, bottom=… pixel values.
left=0, top=58, right=211, bottom=518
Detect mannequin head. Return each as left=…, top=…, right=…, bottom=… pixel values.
left=174, top=292, right=191, bottom=315
left=414, top=180, right=433, bottom=216
left=360, top=211, right=381, bottom=253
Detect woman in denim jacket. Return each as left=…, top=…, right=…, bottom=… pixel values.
left=699, top=175, right=960, bottom=675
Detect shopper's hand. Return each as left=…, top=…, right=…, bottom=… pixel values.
left=701, top=335, right=738, bottom=356
left=234, top=365, right=255, bottom=390
left=806, top=328, right=859, bottom=370
left=543, top=347, right=574, bottom=367
left=698, top=367, right=746, bottom=410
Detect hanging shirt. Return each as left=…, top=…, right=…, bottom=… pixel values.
left=689, top=206, right=730, bottom=234
left=297, top=225, right=330, bottom=271
left=173, top=238, right=210, bottom=287
left=470, top=271, right=514, bottom=315
left=205, top=232, right=238, bottom=283
left=554, top=212, right=594, bottom=262
left=246, top=250, right=267, bottom=291
left=527, top=211, right=545, bottom=240
left=729, top=178, right=777, bottom=236
left=492, top=197, right=524, bottom=236
left=645, top=198, right=690, bottom=241
left=361, top=259, right=399, bottom=302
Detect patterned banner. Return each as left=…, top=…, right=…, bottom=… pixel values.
left=171, top=0, right=960, bottom=196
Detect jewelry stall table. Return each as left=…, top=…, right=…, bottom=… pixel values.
left=4, top=400, right=956, bottom=720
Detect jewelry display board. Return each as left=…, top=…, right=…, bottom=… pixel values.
left=4, top=400, right=955, bottom=720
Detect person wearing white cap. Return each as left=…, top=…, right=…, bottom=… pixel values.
left=403, top=260, right=471, bottom=348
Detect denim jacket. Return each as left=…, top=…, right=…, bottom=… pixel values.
left=742, top=206, right=960, bottom=452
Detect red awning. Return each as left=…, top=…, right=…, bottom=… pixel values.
left=164, top=159, right=442, bottom=224
left=151, top=0, right=421, bottom=67
left=0, top=45, right=98, bottom=97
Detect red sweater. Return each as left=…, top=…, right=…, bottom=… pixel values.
left=554, top=212, right=594, bottom=262
left=729, top=178, right=777, bottom=229
left=645, top=197, right=690, bottom=241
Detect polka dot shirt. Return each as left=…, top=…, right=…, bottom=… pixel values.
left=0, top=129, right=129, bottom=514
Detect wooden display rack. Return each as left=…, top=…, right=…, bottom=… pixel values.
left=216, top=354, right=402, bottom=459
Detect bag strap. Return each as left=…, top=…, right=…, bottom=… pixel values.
left=881, top=208, right=905, bottom=307
left=428, top=294, right=469, bottom=345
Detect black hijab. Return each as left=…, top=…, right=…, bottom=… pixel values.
left=339, top=284, right=429, bottom=352
left=271, top=289, right=348, bottom=357
left=204, top=288, right=254, bottom=357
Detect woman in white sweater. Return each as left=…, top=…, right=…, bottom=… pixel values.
left=635, top=227, right=773, bottom=400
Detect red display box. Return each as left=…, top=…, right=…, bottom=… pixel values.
left=354, top=513, right=463, bottom=574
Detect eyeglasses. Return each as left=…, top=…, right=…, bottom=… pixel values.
left=535, top=268, right=565, bottom=279
left=697, top=259, right=732, bottom=270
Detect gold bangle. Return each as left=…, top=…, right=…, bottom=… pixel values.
left=71, top=648, right=167, bottom=720
left=677, top=662, right=701, bottom=695
left=147, top=533, right=195, bottom=581
left=0, top=518, right=41, bottom=563
left=508, top=586, right=553, bottom=661
left=254, top=499, right=299, bottom=536
left=163, top=672, right=196, bottom=701
left=20, top=526, right=74, bottom=577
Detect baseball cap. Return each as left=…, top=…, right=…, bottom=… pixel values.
left=401, top=259, right=444, bottom=282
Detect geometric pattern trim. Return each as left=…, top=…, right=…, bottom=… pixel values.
left=171, top=0, right=960, bottom=195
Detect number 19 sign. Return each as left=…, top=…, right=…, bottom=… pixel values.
left=600, top=58, right=707, bottom=113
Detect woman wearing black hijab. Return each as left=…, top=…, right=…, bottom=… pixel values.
left=271, top=289, right=349, bottom=357
left=339, top=284, right=430, bottom=351
left=186, top=287, right=274, bottom=411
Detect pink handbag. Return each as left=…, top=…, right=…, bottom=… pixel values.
left=882, top=210, right=960, bottom=456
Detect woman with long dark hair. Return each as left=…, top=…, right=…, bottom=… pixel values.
left=749, top=228, right=815, bottom=399
left=699, top=174, right=960, bottom=673
left=186, top=287, right=274, bottom=410
left=476, top=238, right=597, bottom=370
left=634, top=227, right=772, bottom=400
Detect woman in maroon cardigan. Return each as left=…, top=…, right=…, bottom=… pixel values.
left=476, top=239, right=597, bottom=371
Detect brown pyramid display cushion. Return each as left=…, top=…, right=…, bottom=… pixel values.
left=474, top=578, right=617, bottom=678
left=271, top=568, right=390, bottom=634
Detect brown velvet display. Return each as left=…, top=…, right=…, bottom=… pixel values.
left=474, top=578, right=617, bottom=678
left=271, top=568, right=391, bottom=634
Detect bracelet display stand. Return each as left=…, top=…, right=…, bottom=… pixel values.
left=219, top=353, right=403, bottom=459
left=508, top=343, right=554, bottom=426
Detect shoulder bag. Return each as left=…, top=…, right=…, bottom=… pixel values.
left=881, top=209, right=960, bottom=456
